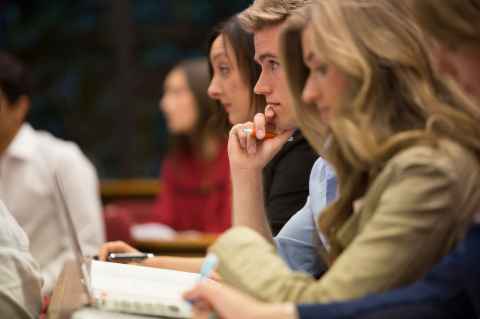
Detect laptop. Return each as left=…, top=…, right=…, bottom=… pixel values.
left=54, top=174, right=196, bottom=318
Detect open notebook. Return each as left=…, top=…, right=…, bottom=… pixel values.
left=88, top=260, right=197, bottom=317
left=55, top=174, right=197, bottom=318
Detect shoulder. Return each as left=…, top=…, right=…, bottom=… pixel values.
left=270, top=131, right=318, bottom=170
left=384, top=139, right=479, bottom=180
left=33, top=129, right=93, bottom=165
left=31, top=129, right=96, bottom=177
left=310, top=157, right=335, bottom=181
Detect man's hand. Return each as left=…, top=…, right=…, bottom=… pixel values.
left=228, top=110, right=293, bottom=172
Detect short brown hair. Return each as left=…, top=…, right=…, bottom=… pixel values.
left=238, top=0, right=311, bottom=32
left=412, top=0, right=480, bottom=45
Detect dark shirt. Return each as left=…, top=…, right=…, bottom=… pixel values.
left=297, top=224, right=480, bottom=319
left=263, top=130, right=318, bottom=236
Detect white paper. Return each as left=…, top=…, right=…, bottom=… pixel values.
left=90, top=260, right=198, bottom=317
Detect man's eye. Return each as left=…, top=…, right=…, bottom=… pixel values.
left=269, top=60, right=280, bottom=71
left=316, top=64, right=328, bottom=75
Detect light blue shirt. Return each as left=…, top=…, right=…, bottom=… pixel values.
left=274, top=158, right=337, bottom=276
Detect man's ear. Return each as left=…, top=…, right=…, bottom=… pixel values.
left=14, top=95, right=30, bottom=123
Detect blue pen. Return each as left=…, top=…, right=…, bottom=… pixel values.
left=198, top=253, right=219, bottom=282
left=189, top=253, right=219, bottom=319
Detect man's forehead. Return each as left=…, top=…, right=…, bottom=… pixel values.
left=254, top=24, right=282, bottom=62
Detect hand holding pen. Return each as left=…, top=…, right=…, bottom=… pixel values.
left=228, top=109, right=294, bottom=171
left=184, top=253, right=220, bottom=319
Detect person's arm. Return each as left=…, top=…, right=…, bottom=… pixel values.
left=274, top=158, right=334, bottom=276
left=58, top=145, right=105, bottom=250
left=0, top=201, right=43, bottom=319
left=41, top=146, right=105, bottom=293
left=265, top=137, right=318, bottom=236
left=229, top=112, right=294, bottom=242
left=210, top=146, right=479, bottom=303
left=184, top=280, right=298, bottom=319
left=97, top=240, right=206, bottom=273
left=274, top=198, right=325, bottom=276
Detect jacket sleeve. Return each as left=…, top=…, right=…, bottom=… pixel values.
left=210, top=147, right=479, bottom=303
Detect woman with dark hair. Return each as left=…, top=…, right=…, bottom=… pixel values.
left=207, top=15, right=265, bottom=125
left=151, top=57, right=231, bottom=233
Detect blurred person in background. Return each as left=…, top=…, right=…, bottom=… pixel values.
left=150, top=57, right=231, bottom=234
left=0, top=86, right=42, bottom=319
left=0, top=51, right=104, bottom=295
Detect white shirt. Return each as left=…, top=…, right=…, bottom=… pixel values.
left=0, top=124, right=105, bottom=294
left=0, top=200, right=42, bottom=319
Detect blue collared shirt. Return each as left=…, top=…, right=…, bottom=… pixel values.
left=274, top=157, right=337, bottom=276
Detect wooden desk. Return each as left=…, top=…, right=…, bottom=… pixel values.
left=100, top=179, right=161, bottom=200
left=47, top=260, right=87, bottom=319
left=134, top=234, right=218, bottom=257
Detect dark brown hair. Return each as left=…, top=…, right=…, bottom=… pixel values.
left=207, top=15, right=265, bottom=125
left=170, top=58, right=227, bottom=159
left=0, top=51, right=32, bottom=106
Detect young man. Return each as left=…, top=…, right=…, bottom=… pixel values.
left=233, top=0, right=318, bottom=237
left=230, top=0, right=332, bottom=276
left=0, top=52, right=105, bottom=294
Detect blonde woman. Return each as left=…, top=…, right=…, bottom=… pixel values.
left=201, top=0, right=480, bottom=305
left=184, top=0, right=480, bottom=318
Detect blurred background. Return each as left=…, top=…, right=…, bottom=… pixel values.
left=0, top=0, right=250, bottom=178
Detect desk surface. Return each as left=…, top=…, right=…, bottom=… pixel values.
left=100, top=179, right=161, bottom=198
left=133, top=234, right=218, bottom=257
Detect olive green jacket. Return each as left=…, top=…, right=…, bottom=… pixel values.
left=211, top=139, right=480, bottom=303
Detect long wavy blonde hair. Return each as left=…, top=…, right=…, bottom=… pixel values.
left=280, top=0, right=480, bottom=260
left=411, top=0, right=480, bottom=45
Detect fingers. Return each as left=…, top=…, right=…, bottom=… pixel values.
left=265, top=105, right=275, bottom=121
left=229, top=122, right=257, bottom=155
left=253, top=113, right=266, bottom=139
left=192, top=301, right=214, bottom=319
left=184, top=280, right=221, bottom=305
left=244, top=122, right=257, bottom=154
left=98, top=241, right=138, bottom=262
